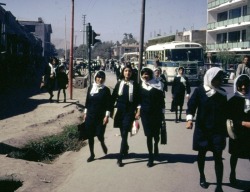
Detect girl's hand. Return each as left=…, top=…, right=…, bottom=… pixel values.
left=186, top=121, right=193, bottom=129
left=103, top=116, right=109, bottom=125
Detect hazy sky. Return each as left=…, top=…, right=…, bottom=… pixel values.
left=3, top=0, right=207, bottom=46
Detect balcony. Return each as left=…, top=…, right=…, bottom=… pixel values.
left=207, top=15, right=250, bottom=30
left=208, top=0, right=228, bottom=9
left=206, top=41, right=250, bottom=51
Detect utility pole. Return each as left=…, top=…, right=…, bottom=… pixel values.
left=69, top=0, right=74, bottom=99
left=64, top=15, right=67, bottom=61
left=138, top=0, right=146, bottom=83
left=82, top=14, right=86, bottom=60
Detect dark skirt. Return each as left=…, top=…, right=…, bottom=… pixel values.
left=229, top=134, right=250, bottom=158
left=173, top=93, right=185, bottom=107
left=85, top=113, right=106, bottom=138
left=192, top=128, right=226, bottom=152
left=113, top=108, right=134, bottom=132
left=141, top=109, right=162, bottom=137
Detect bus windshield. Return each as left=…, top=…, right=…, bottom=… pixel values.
left=170, top=49, right=203, bottom=62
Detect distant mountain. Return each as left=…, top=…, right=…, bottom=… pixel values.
left=52, top=38, right=70, bottom=50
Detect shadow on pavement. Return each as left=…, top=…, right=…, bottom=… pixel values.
left=0, top=87, right=48, bottom=120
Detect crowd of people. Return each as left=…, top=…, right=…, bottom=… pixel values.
left=43, top=55, right=249, bottom=192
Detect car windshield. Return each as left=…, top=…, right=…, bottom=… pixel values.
left=170, top=48, right=203, bottom=61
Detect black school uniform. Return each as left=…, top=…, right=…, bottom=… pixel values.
left=227, top=96, right=250, bottom=158
left=187, top=86, right=227, bottom=152
left=111, top=81, right=139, bottom=132
left=85, top=86, right=111, bottom=138
left=172, top=76, right=190, bottom=106
left=140, top=86, right=165, bottom=137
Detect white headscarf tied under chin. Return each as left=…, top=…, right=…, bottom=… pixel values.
left=141, top=67, right=163, bottom=91
left=233, top=74, right=250, bottom=113
left=90, top=70, right=105, bottom=96
left=203, top=67, right=227, bottom=97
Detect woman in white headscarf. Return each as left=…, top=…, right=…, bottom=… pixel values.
left=227, top=74, right=250, bottom=185
left=171, top=67, right=191, bottom=122
left=186, top=67, right=227, bottom=192
left=83, top=70, right=111, bottom=162
left=135, top=67, right=165, bottom=167
left=111, top=64, right=140, bottom=167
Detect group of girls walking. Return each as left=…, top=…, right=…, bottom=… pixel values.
left=83, top=64, right=249, bottom=192
left=83, top=64, right=165, bottom=168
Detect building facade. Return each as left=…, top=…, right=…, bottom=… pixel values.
left=19, top=18, right=53, bottom=58
left=206, top=0, right=250, bottom=56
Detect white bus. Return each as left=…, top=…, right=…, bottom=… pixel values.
left=146, top=41, right=205, bottom=83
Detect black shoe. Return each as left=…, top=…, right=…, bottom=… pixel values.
left=175, top=119, right=179, bottom=123
left=117, top=159, right=123, bottom=167
left=101, top=143, right=108, bottom=154
left=200, top=176, right=208, bottom=189
left=147, top=160, right=154, bottom=167
left=215, top=185, right=223, bottom=192
left=87, top=155, right=95, bottom=162
left=64, top=99, right=66, bottom=103
left=179, top=117, right=182, bottom=122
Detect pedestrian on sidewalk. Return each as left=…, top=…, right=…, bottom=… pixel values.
left=186, top=67, right=227, bottom=192
left=43, top=57, right=56, bottom=102
left=111, top=64, right=140, bottom=167
left=83, top=70, right=111, bottom=162
left=235, top=55, right=250, bottom=77
left=171, top=66, right=190, bottom=123
left=56, top=65, right=68, bottom=103
left=227, top=74, right=250, bottom=186
left=136, top=67, right=165, bottom=167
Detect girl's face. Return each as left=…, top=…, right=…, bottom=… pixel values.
left=237, top=84, right=248, bottom=95
left=123, top=68, right=132, bottom=80
left=178, top=68, right=183, bottom=75
left=142, top=72, right=150, bottom=81
left=95, top=76, right=105, bottom=85
left=154, top=70, right=160, bottom=77
left=211, top=74, right=223, bottom=88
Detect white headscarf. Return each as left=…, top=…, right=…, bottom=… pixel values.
left=90, top=70, right=106, bottom=96
left=203, top=67, right=227, bottom=97
left=233, top=74, right=250, bottom=113
left=141, top=67, right=163, bottom=91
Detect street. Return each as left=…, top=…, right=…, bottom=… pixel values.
left=53, top=71, right=249, bottom=192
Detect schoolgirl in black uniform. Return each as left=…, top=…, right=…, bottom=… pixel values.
left=136, top=67, right=165, bottom=167
left=111, top=64, right=140, bottom=167
left=186, top=67, right=227, bottom=192
left=172, top=66, right=190, bottom=122
left=83, top=71, right=111, bottom=162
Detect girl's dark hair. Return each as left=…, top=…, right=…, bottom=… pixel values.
left=140, top=68, right=153, bottom=80
left=236, top=75, right=250, bottom=88
left=95, top=71, right=106, bottom=80
left=119, top=64, right=133, bottom=80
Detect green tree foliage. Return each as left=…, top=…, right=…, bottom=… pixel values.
left=216, top=51, right=236, bottom=69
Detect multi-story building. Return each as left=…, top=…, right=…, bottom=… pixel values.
left=19, top=18, right=53, bottom=58
left=206, top=0, right=250, bottom=57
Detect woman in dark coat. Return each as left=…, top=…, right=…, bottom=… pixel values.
left=172, top=66, right=190, bottom=122
left=111, top=64, right=140, bottom=167
left=227, top=74, right=250, bottom=185
left=83, top=71, right=111, bottom=162
left=56, top=65, right=68, bottom=102
left=186, top=67, right=227, bottom=192
left=136, top=67, right=165, bottom=167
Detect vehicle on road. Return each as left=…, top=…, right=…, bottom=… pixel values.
left=145, top=41, right=205, bottom=83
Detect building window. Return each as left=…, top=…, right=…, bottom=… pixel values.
left=243, top=5, right=247, bottom=16
left=216, top=33, right=227, bottom=43
left=229, top=7, right=241, bottom=19
left=217, top=11, right=228, bottom=22
left=228, top=31, right=241, bottom=43
left=242, top=30, right=246, bottom=41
